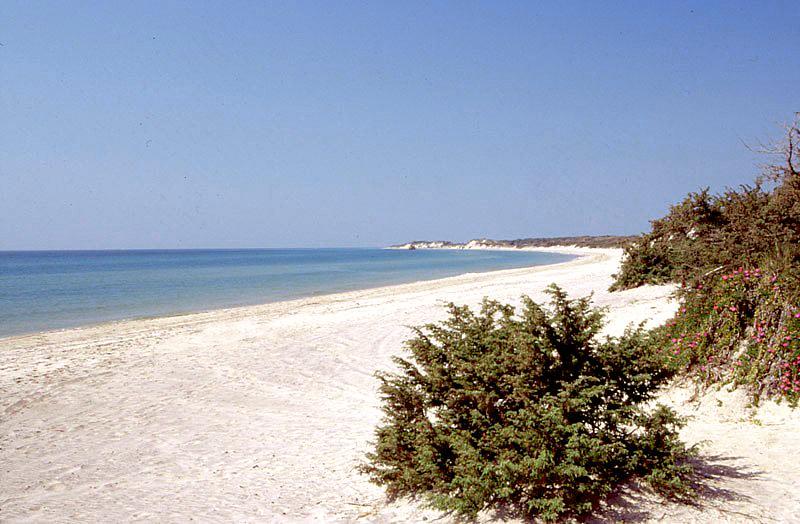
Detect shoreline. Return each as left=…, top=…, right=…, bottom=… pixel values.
left=3, top=246, right=799, bottom=522
left=0, top=246, right=660, bottom=522
left=0, top=246, right=587, bottom=344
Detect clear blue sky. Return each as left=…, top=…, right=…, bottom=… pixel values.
left=2, top=1, right=798, bottom=249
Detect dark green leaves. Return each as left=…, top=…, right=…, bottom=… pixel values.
left=362, top=286, right=693, bottom=520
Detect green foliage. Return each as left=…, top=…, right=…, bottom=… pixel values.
left=656, top=265, right=800, bottom=405
left=609, top=120, right=800, bottom=404
left=610, top=121, right=800, bottom=291
left=609, top=182, right=799, bottom=291
left=362, top=286, right=694, bottom=521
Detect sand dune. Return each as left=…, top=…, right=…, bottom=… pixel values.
left=2, top=248, right=798, bottom=522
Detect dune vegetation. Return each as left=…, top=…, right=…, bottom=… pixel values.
left=365, top=119, right=799, bottom=520
left=362, top=286, right=694, bottom=521
left=613, top=119, right=800, bottom=404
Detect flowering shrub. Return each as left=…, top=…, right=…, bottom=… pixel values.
left=657, top=266, right=800, bottom=405
left=611, top=119, right=800, bottom=404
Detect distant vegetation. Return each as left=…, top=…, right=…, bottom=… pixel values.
left=394, top=235, right=636, bottom=250
left=505, top=235, right=638, bottom=248
left=612, top=119, right=800, bottom=404
left=363, top=286, right=694, bottom=521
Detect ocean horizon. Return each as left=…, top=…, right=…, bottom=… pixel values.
left=0, top=248, right=575, bottom=338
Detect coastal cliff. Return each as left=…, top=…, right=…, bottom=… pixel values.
left=389, top=235, right=636, bottom=250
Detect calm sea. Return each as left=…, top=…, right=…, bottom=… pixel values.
left=0, top=248, right=574, bottom=338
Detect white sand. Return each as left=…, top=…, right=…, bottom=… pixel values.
left=1, top=248, right=798, bottom=522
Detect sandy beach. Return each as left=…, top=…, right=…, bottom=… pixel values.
left=2, top=247, right=799, bottom=522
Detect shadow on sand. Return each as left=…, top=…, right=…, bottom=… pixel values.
left=424, top=454, right=763, bottom=523
left=584, top=454, right=764, bottom=523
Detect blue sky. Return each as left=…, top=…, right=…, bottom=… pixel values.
left=1, top=1, right=798, bottom=249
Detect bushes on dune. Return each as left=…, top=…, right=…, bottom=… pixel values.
left=611, top=120, right=800, bottom=291
left=363, top=118, right=796, bottom=519
left=612, top=119, right=800, bottom=403
left=362, top=286, right=694, bottom=521
left=654, top=265, right=800, bottom=405
left=609, top=183, right=798, bottom=291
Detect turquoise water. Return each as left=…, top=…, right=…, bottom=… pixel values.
left=0, top=248, right=574, bottom=337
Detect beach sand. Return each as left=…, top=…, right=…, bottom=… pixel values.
left=2, top=248, right=798, bottom=522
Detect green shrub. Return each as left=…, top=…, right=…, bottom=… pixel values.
left=610, top=119, right=800, bottom=404
left=608, top=184, right=798, bottom=291
left=362, top=285, right=694, bottom=521
left=610, top=120, right=800, bottom=292
left=656, top=264, right=800, bottom=405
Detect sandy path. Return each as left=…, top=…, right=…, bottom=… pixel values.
left=1, top=248, right=798, bottom=522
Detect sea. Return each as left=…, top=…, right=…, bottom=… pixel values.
left=0, top=248, right=575, bottom=338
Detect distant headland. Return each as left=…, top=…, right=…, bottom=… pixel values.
left=388, top=235, right=636, bottom=250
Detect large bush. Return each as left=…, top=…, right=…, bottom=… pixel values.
left=609, top=183, right=798, bottom=291
left=362, top=286, right=694, bottom=521
left=610, top=121, right=800, bottom=291
left=610, top=119, right=800, bottom=404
